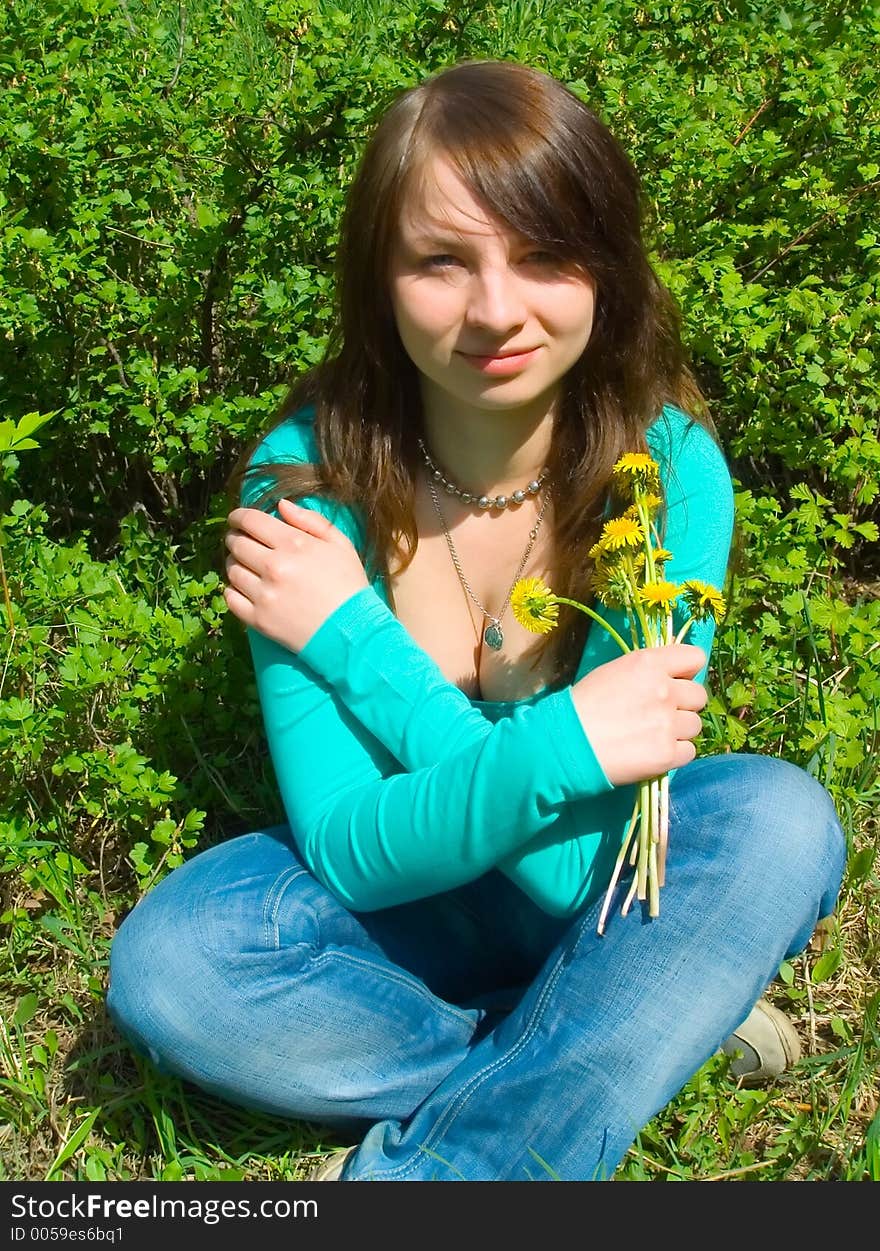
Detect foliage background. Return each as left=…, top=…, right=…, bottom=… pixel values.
left=1, top=0, right=877, bottom=1181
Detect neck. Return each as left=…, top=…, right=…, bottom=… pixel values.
left=419, top=392, right=556, bottom=498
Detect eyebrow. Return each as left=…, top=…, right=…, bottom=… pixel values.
left=401, top=229, right=551, bottom=253
left=403, top=232, right=480, bottom=248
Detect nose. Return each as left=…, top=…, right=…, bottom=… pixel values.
left=465, top=264, right=527, bottom=335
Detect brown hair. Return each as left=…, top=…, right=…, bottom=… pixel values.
left=226, top=59, right=716, bottom=688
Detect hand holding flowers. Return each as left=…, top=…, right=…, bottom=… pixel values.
left=511, top=452, right=726, bottom=932
left=568, top=644, right=709, bottom=787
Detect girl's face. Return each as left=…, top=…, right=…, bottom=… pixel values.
left=388, top=155, right=596, bottom=423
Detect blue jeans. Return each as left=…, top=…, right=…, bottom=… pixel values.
left=107, top=753, right=845, bottom=1181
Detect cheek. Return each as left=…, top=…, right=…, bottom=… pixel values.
left=391, top=280, right=458, bottom=348
left=554, top=287, right=596, bottom=349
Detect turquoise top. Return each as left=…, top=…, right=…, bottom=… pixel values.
left=240, top=404, right=734, bottom=917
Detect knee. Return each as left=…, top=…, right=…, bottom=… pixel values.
left=106, top=881, right=199, bottom=1067
left=106, top=844, right=228, bottom=1063
left=106, top=830, right=324, bottom=1066
left=711, top=754, right=846, bottom=910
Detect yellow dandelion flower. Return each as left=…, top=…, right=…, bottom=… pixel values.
left=590, top=536, right=628, bottom=568
left=638, top=580, right=681, bottom=614
left=681, top=580, right=726, bottom=622
left=510, top=577, right=560, bottom=635
left=650, top=547, right=674, bottom=564
left=623, top=493, right=663, bottom=521
left=612, top=452, right=661, bottom=492
left=600, top=515, right=644, bottom=551
left=591, top=567, right=627, bottom=609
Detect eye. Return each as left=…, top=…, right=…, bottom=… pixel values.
left=422, top=254, right=463, bottom=270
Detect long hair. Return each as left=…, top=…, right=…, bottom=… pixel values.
left=226, top=59, right=716, bottom=688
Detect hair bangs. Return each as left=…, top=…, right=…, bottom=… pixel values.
left=398, top=63, right=606, bottom=268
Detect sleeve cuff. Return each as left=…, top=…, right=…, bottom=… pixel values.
left=546, top=684, right=616, bottom=799
left=299, top=585, right=391, bottom=676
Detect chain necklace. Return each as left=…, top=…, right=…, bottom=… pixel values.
left=425, top=469, right=552, bottom=652
left=418, top=437, right=550, bottom=511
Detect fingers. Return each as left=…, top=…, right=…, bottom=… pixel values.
left=224, top=529, right=275, bottom=575
left=673, top=739, right=698, bottom=769
left=277, top=497, right=339, bottom=537
left=633, top=643, right=706, bottom=679
left=225, top=501, right=345, bottom=549
left=671, top=676, right=709, bottom=712
left=226, top=508, right=283, bottom=547
left=656, top=643, right=707, bottom=678
left=674, top=708, right=703, bottom=743
left=222, top=582, right=255, bottom=625
left=224, top=555, right=260, bottom=600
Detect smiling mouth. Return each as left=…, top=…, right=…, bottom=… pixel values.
left=457, top=347, right=542, bottom=373
left=460, top=347, right=539, bottom=359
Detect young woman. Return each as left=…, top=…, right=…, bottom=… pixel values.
left=107, top=60, right=846, bottom=1182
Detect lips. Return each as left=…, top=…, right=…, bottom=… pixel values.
left=460, top=347, right=539, bottom=359
left=458, top=346, right=541, bottom=375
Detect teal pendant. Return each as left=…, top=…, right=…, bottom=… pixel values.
left=484, top=622, right=504, bottom=651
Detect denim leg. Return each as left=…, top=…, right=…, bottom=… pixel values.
left=106, top=825, right=566, bottom=1128
left=343, top=753, right=847, bottom=1181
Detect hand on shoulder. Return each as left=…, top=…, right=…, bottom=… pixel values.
left=223, top=498, right=370, bottom=652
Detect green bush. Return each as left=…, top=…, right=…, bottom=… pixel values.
left=0, top=0, right=877, bottom=1182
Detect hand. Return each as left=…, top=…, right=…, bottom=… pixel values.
left=570, top=644, right=708, bottom=786
left=223, top=499, right=370, bottom=653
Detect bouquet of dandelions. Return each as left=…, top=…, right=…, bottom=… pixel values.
left=510, top=452, right=725, bottom=934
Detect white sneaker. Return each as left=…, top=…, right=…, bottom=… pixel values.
left=307, top=1145, right=357, bottom=1181
left=721, top=998, right=801, bottom=1086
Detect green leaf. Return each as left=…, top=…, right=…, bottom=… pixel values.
left=829, top=1015, right=851, bottom=1041
left=847, top=846, right=875, bottom=884
left=46, top=1109, right=100, bottom=1181
left=22, top=227, right=52, bottom=250
left=811, top=948, right=842, bottom=984
left=196, top=203, right=219, bottom=230
left=16, top=410, right=58, bottom=439
left=13, top=993, right=40, bottom=1027
left=866, top=1105, right=880, bottom=1181
left=2, top=697, right=34, bottom=722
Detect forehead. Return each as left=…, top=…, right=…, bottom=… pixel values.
left=397, top=154, right=518, bottom=244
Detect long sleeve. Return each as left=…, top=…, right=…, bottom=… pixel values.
left=241, top=413, right=613, bottom=913
left=298, top=406, right=735, bottom=915
left=241, top=405, right=733, bottom=916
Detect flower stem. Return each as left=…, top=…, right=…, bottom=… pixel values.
left=0, top=537, right=15, bottom=637
left=597, top=791, right=641, bottom=936
left=551, top=597, right=631, bottom=655
left=658, top=774, right=669, bottom=887
left=622, top=558, right=656, bottom=647
left=636, top=779, right=651, bottom=899
left=648, top=841, right=660, bottom=916
left=636, top=495, right=657, bottom=585
left=674, top=616, right=696, bottom=644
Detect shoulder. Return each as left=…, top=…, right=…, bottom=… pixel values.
left=246, top=403, right=319, bottom=472
left=239, top=405, right=366, bottom=550
left=647, top=403, right=732, bottom=498
left=646, top=405, right=734, bottom=575
left=239, top=404, right=319, bottom=509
